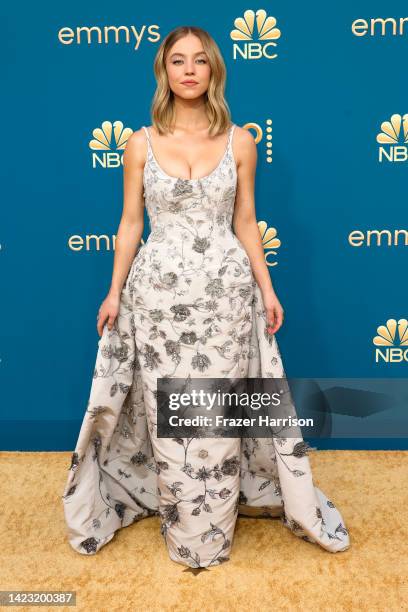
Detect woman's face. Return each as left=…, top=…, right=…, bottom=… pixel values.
left=165, top=33, right=211, bottom=100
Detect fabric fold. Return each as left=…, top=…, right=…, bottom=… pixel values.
left=62, top=278, right=350, bottom=557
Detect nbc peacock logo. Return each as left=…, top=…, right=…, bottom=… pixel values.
left=376, top=114, right=408, bottom=163
left=258, top=221, right=280, bottom=266
left=373, top=318, right=408, bottom=363
left=230, top=9, right=281, bottom=60
left=89, top=120, right=133, bottom=168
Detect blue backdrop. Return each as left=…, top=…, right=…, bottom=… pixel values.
left=2, top=2, right=407, bottom=450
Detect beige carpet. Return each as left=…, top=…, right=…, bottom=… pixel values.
left=1, top=450, right=407, bottom=611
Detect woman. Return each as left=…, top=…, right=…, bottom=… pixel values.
left=62, top=25, right=350, bottom=568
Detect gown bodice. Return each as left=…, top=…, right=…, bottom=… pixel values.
left=141, top=124, right=238, bottom=245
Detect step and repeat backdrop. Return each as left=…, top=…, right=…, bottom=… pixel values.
left=2, top=3, right=407, bottom=450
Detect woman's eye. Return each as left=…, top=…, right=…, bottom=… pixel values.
left=172, top=58, right=207, bottom=65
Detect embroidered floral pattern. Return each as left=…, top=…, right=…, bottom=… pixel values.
left=62, top=124, right=350, bottom=567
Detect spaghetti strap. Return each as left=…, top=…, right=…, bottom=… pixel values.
left=228, top=123, right=236, bottom=151
left=142, top=126, right=153, bottom=168
left=141, top=125, right=151, bottom=147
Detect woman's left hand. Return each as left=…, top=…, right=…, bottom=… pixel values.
left=261, top=288, right=285, bottom=334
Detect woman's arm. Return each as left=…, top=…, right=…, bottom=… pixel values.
left=232, top=126, right=284, bottom=334
left=96, top=129, right=146, bottom=336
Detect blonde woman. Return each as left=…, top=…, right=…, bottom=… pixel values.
left=62, top=26, right=350, bottom=568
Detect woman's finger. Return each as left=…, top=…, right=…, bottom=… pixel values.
left=267, top=306, right=285, bottom=334
left=97, top=312, right=107, bottom=337
left=107, top=316, right=116, bottom=331
left=276, top=308, right=284, bottom=328
left=266, top=307, right=275, bottom=333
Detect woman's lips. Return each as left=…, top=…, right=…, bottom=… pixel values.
left=181, top=81, right=198, bottom=86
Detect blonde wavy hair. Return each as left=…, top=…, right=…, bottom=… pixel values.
left=150, top=26, right=232, bottom=136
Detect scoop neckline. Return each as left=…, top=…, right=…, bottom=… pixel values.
left=144, top=124, right=234, bottom=182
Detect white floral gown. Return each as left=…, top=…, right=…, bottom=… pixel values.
left=62, top=123, right=350, bottom=567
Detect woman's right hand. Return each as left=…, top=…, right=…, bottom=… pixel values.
left=96, top=291, right=121, bottom=337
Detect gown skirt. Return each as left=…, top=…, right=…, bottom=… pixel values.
left=62, top=123, right=350, bottom=567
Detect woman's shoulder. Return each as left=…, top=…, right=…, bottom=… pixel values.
left=231, top=125, right=257, bottom=157
left=126, top=125, right=150, bottom=146
left=230, top=124, right=257, bottom=168
left=123, top=126, right=149, bottom=166
left=232, top=123, right=256, bottom=143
